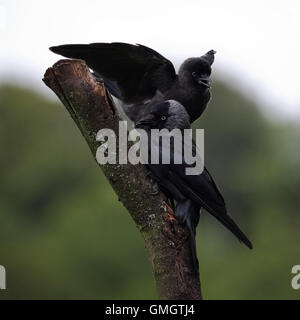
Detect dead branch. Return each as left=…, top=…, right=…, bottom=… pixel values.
left=43, top=59, right=202, bottom=300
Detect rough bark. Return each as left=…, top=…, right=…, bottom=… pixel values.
left=43, top=59, right=202, bottom=300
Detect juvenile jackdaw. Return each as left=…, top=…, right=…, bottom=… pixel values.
left=49, top=42, right=216, bottom=123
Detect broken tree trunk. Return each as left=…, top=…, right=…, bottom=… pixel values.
left=43, top=59, right=202, bottom=300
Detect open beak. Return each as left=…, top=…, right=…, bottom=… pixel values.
left=135, top=113, right=155, bottom=128
left=198, top=76, right=212, bottom=88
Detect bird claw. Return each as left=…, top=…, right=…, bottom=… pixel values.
left=149, top=181, right=160, bottom=196
left=144, top=171, right=160, bottom=196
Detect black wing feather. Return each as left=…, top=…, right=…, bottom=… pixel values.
left=167, top=165, right=253, bottom=249
left=148, top=140, right=253, bottom=249
left=49, top=42, right=177, bottom=103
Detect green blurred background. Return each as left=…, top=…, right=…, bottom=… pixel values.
left=0, top=78, right=299, bottom=299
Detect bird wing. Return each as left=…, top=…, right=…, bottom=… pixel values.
left=161, top=139, right=253, bottom=249
left=168, top=163, right=226, bottom=212
left=49, top=42, right=177, bottom=103
left=168, top=162, right=252, bottom=249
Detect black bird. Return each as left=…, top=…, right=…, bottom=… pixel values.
left=135, top=100, right=253, bottom=274
left=49, top=42, right=215, bottom=123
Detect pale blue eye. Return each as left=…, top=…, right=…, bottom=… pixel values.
left=161, top=116, right=166, bottom=121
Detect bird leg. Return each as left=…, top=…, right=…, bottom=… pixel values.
left=149, top=183, right=160, bottom=196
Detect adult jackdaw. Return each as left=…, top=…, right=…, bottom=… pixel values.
left=135, top=100, right=253, bottom=274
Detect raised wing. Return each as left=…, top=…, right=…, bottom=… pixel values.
left=49, top=42, right=177, bottom=103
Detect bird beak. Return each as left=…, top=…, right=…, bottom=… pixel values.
left=135, top=114, right=155, bottom=128
left=197, top=76, right=212, bottom=88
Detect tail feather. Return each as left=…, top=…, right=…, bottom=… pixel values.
left=186, top=216, right=200, bottom=275
left=210, top=211, right=253, bottom=249
left=175, top=200, right=201, bottom=275
left=175, top=199, right=253, bottom=276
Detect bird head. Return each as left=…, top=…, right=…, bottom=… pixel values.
left=178, top=50, right=216, bottom=90
left=135, top=100, right=191, bottom=131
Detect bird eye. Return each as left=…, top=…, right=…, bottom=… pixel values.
left=192, top=71, right=197, bottom=77
left=161, top=115, right=166, bottom=121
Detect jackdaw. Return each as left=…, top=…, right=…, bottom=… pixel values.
left=135, top=100, right=253, bottom=274
left=49, top=42, right=216, bottom=123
